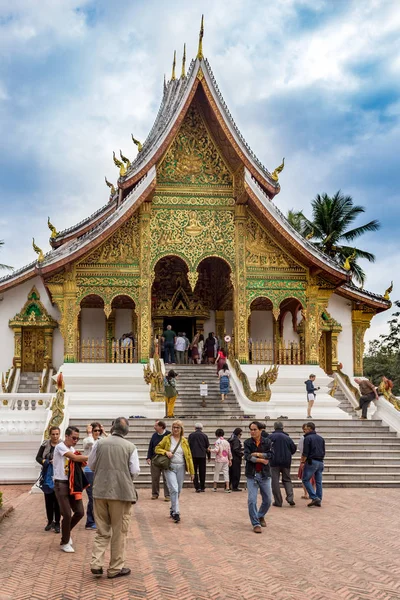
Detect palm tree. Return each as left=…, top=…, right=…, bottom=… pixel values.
left=0, top=239, right=13, bottom=270
left=287, top=209, right=310, bottom=237
left=287, top=192, right=380, bottom=286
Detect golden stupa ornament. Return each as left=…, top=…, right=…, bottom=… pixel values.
left=47, top=217, right=58, bottom=239
left=384, top=281, right=393, bottom=301
left=197, top=15, right=204, bottom=60
left=113, top=151, right=127, bottom=177
left=271, top=158, right=285, bottom=182
left=171, top=50, right=176, bottom=81
left=105, top=177, right=116, bottom=196
left=120, top=150, right=131, bottom=168
left=181, top=43, right=186, bottom=78
left=131, top=135, right=143, bottom=152
left=343, top=251, right=356, bottom=271
left=32, top=238, right=44, bottom=263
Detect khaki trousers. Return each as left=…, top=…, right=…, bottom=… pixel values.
left=91, top=498, right=132, bottom=576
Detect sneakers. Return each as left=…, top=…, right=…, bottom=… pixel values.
left=307, top=498, right=322, bottom=507
left=213, top=488, right=217, bottom=492
left=253, top=525, right=262, bottom=533
left=195, top=489, right=201, bottom=493
left=107, top=567, right=131, bottom=579
left=259, top=517, right=267, bottom=527
left=225, top=489, right=231, bottom=494
left=85, top=524, right=97, bottom=530
left=200, top=489, right=205, bottom=493
left=164, top=496, right=170, bottom=502
left=60, top=543, right=74, bottom=553
left=54, top=524, right=60, bottom=534
left=172, top=513, right=180, bottom=523
left=44, top=522, right=53, bottom=531
left=151, top=495, right=158, bottom=500
left=288, top=501, right=296, bottom=506
left=91, top=567, right=103, bottom=577
left=232, top=488, right=243, bottom=492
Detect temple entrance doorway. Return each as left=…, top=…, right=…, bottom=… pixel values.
left=163, top=317, right=195, bottom=339
left=22, top=328, right=45, bottom=372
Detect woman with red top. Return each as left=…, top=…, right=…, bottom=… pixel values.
left=216, top=347, right=227, bottom=374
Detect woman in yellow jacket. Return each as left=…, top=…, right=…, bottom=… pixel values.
left=155, top=420, right=194, bottom=523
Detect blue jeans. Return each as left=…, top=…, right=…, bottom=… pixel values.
left=84, top=469, right=95, bottom=526
left=165, top=342, right=175, bottom=364
left=302, top=460, right=324, bottom=501
left=247, top=474, right=272, bottom=527
left=165, top=463, right=185, bottom=515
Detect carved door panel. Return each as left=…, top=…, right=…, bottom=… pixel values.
left=318, top=331, right=332, bottom=375
left=22, top=329, right=45, bottom=372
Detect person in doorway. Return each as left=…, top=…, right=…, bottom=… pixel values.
left=162, top=325, right=177, bottom=364
left=182, top=332, right=190, bottom=364
left=197, top=334, right=204, bottom=364
left=82, top=422, right=107, bottom=530
left=53, top=427, right=89, bottom=553
left=155, top=420, right=194, bottom=523
left=297, top=423, right=316, bottom=499
left=216, top=347, right=227, bottom=374
left=305, top=374, right=320, bottom=418
left=354, top=378, right=379, bottom=420
left=269, top=421, right=297, bottom=507
left=36, top=426, right=61, bottom=533
left=212, top=332, right=219, bottom=360
left=228, top=428, right=243, bottom=491
left=188, top=423, right=211, bottom=493
left=175, top=333, right=186, bottom=365
left=213, top=429, right=232, bottom=493
left=301, top=422, right=325, bottom=507
left=218, top=363, right=231, bottom=402
left=146, top=420, right=171, bottom=501
left=191, top=332, right=200, bottom=364
left=164, top=370, right=178, bottom=418
left=244, top=421, right=273, bottom=533
left=204, top=332, right=216, bottom=364
left=89, top=417, right=139, bottom=579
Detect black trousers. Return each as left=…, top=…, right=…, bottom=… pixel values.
left=360, top=392, right=375, bottom=418
left=193, top=457, right=206, bottom=491
left=229, top=457, right=242, bottom=490
left=44, top=490, right=60, bottom=525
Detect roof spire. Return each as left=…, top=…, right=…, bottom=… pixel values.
left=171, top=50, right=176, bottom=81
left=197, top=14, right=204, bottom=60
left=181, top=43, right=186, bottom=78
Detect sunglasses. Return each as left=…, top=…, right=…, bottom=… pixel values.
left=93, top=429, right=101, bottom=433
left=71, top=436, right=80, bottom=441
left=172, top=426, right=181, bottom=429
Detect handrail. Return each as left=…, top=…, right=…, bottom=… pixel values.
left=378, top=377, right=400, bottom=411
left=43, top=372, right=67, bottom=439
left=231, top=359, right=278, bottom=402
left=143, top=357, right=165, bottom=402
left=334, top=370, right=360, bottom=410
left=0, top=392, right=52, bottom=410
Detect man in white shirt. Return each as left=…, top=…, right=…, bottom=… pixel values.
left=89, top=417, right=140, bottom=579
left=175, top=333, right=186, bottom=364
left=53, top=426, right=89, bottom=553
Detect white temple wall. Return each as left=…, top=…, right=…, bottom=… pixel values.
left=224, top=311, right=233, bottom=336
left=203, top=310, right=216, bottom=337
left=80, top=308, right=106, bottom=341
left=327, top=293, right=353, bottom=375
left=0, top=276, right=61, bottom=373
left=249, top=311, right=273, bottom=341
left=53, top=329, right=64, bottom=370
left=115, top=309, right=133, bottom=339
left=282, top=311, right=300, bottom=343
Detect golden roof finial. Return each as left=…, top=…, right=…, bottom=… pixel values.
left=271, top=157, right=285, bottom=182
left=197, top=14, right=204, bottom=60
left=171, top=50, right=176, bottom=81
left=47, top=217, right=58, bottom=239
left=105, top=176, right=116, bottom=196
left=384, top=281, right=393, bottom=301
left=131, top=135, right=143, bottom=152
left=181, top=43, right=186, bottom=78
left=113, top=151, right=127, bottom=176
left=32, top=238, right=44, bottom=263
left=119, top=150, right=131, bottom=168
left=343, top=250, right=356, bottom=271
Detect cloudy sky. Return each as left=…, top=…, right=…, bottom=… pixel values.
left=0, top=0, right=399, bottom=343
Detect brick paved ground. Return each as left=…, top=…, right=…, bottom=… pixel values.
left=1, top=485, right=400, bottom=600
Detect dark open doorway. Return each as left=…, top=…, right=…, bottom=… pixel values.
left=163, top=317, right=195, bottom=342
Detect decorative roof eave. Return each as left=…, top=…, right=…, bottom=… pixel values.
left=245, top=170, right=349, bottom=282
left=0, top=169, right=156, bottom=293
left=51, top=197, right=118, bottom=247
left=336, top=284, right=390, bottom=312
left=119, top=58, right=280, bottom=197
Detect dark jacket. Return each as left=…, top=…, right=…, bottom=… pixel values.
left=244, top=436, right=273, bottom=478
left=229, top=436, right=243, bottom=461
left=147, top=430, right=171, bottom=460
left=305, top=379, right=317, bottom=394
left=268, top=430, right=297, bottom=468
left=36, top=440, right=56, bottom=466
left=303, top=430, right=325, bottom=462
left=188, top=430, right=210, bottom=459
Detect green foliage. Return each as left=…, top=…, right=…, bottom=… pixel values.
left=363, top=301, right=400, bottom=395
left=287, top=191, right=380, bottom=285
left=0, top=239, right=13, bottom=271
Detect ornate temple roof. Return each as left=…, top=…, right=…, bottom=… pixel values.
left=0, top=25, right=391, bottom=312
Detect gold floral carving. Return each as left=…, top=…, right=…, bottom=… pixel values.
left=246, top=214, right=300, bottom=269
left=157, top=103, right=232, bottom=187
left=234, top=205, right=248, bottom=362
left=150, top=207, right=235, bottom=270
left=152, top=194, right=235, bottom=206
left=81, top=215, right=139, bottom=265
left=138, top=203, right=152, bottom=362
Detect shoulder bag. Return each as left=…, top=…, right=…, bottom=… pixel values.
left=152, top=437, right=181, bottom=470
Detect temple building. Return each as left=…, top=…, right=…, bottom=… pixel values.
left=0, top=25, right=390, bottom=383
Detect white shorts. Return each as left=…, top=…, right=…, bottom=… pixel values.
left=214, top=461, right=229, bottom=482
left=307, top=393, right=315, bottom=402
